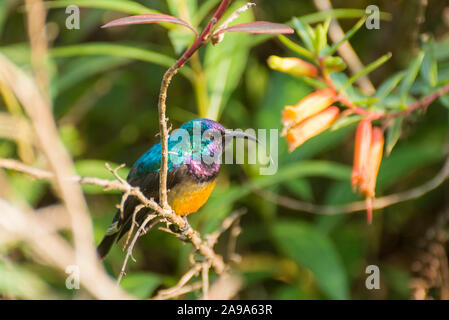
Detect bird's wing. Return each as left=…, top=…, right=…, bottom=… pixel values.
left=113, top=164, right=190, bottom=240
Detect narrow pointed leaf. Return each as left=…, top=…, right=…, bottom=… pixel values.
left=374, top=71, right=406, bottom=101
left=330, top=115, right=362, bottom=131
left=399, top=51, right=425, bottom=105
left=277, top=35, right=315, bottom=60
left=386, top=117, right=403, bottom=156
left=324, top=16, right=367, bottom=56
left=101, top=14, right=197, bottom=35
left=292, top=18, right=314, bottom=51
left=421, top=40, right=438, bottom=87
left=45, top=0, right=159, bottom=15
left=342, top=52, right=392, bottom=91
left=215, top=21, right=293, bottom=35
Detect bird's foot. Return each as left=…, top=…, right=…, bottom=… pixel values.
left=180, top=216, right=190, bottom=233
left=167, top=216, right=190, bottom=242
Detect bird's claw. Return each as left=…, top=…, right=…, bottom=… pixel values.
left=180, top=216, right=190, bottom=233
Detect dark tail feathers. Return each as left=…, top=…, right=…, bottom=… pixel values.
left=97, top=232, right=119, bottom=260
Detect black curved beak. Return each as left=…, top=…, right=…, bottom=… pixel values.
left=224, top=129, right=260, bottom=144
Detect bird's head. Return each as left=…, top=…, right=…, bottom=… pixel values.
left=168, top=118, right=259, bottom=178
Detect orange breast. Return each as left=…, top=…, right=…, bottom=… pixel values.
left=168, top=179, right=217, bottom=216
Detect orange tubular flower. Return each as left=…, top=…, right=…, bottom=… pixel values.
left=286, top=106, right=340, bottom=152
left=360, top=127, right=384, bottom=224
left=267, top=55, right=318, bottom=78
left=351, top=120, right=372, bottom=191
left=282, top=89, right=336, bottom=130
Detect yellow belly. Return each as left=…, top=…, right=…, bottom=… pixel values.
left=168, top=179, right=217, bottom=216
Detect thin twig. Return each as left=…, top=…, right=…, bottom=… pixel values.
left=117, top=214, right=156, bottom=284
left=152, top=263, right=203, bottom=300
left=253, top=155, right=449, bottom=215
left=0, top=158, right=227, bottom=273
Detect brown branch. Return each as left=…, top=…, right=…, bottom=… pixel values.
left=0, top=158, right=226, bottom=274
left=157, top=0, right=231, bottom=208
left=117, top=214, right=157, bottom=284
left=152, top=263, right=204, bottom=300
left=388, top=83, right=449, bottom=119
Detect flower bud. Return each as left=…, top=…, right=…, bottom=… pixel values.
left=360, top=127, right=384, bottom=224
left=323, top=56, right=347, bottom=72
left=282, top=89, right=336, bottom=129
left=267, top=55, right=318, bottom=78
left=360, top=127, right=384, bottom=198
left=351, top=120, right=372, bottom=190
left=286, top=106, right=340, bottom=152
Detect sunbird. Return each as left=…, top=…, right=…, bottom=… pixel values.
left=97, top=118, right=258, bottom=259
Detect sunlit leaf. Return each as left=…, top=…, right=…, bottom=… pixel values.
left=50, top=43, right=194, bottom=80
left=277, top=35, right=314, bottom=60
left=101, top=14, right=197, bottom=35
left=216, top=21, right=293, bottom=35
left=292, top=18, right=314, bottom=52
left=45, top=0, right=159, bottom=15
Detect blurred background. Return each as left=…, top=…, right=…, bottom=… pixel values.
left=1, top=0, right=449, bottom=299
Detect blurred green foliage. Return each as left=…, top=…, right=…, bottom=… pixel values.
left=1, top=0, right=449, bottom=300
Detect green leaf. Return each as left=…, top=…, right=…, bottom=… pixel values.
left=386, top=117, right=403, bottom=156
left=296, top=75, right=328, bottom=89
left=342, top=52, right=392, bottom=91
left=166, top=0, right=197, bottom=53
left=421, top=41, right=438, bottom=87
left=46, top=0, right=160, bottom=15
left=440, top=94, right=449, bottom=108
left=277, top=35, right=315, bottom=60
left=434, top=39, right=449, bottom=61
left=330, top=115, right=362, bottom=131
left=315, top=24, right=327, bottom=54
left=74, top=160, right=129, bottom=194
left=297, top=9, right=391, bottom=25
left=399, top=51, right=425, bottom=105
left=273, top=220, right=349, bottom=299
left=120, top=272, right=162, bottom=299
left=374, top=71, right=406, bottom=101
left=292, top=18, right=314, bottom=52
left=324, top=16, right=367, bottom=56
left=55, top=55, right=130, bottom=94
left=50, top=43, right=193, bottom=80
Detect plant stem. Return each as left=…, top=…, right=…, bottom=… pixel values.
left=158, top=0, right=231, bottom=209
